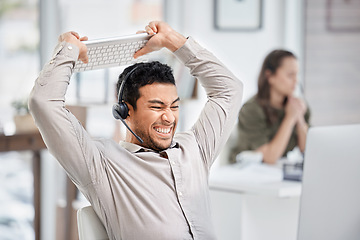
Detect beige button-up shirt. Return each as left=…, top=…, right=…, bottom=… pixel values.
left=29, top=37, right=243, bottom=240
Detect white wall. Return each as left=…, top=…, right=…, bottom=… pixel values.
left=179, top=0, right=301, bottom=102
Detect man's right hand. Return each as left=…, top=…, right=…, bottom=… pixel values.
left=134, top=21, right=187, bottom=59
left=58, top=31, right=89, bottom=63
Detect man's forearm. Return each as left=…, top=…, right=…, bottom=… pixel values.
left=174, top=37, right=243, bottom=165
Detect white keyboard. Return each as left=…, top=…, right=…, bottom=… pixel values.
left=74, top=33, right=152, bottom=72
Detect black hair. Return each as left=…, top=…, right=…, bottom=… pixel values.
left=116, top=61, right=176, bottom=110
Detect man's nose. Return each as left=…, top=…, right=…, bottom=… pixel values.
left=161, top=109, right=175, bottom=123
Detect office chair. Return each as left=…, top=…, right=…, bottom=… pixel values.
left=77, top=205, right=109, bottom=240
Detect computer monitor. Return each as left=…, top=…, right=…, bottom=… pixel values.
left=297, top=124, right=360, bottom=240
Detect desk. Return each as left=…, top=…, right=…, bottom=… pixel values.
left=209, top=164, right=302, bottom=240
left=0, top=131, right=46, bottom=240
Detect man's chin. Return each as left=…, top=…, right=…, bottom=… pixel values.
left=154, top=143, right=172, bottom=151
left=138, top=133, right=174, bottom=151
left=151, top=139, right=172, bottom=151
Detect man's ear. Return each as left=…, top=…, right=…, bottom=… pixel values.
left=124, top=103, right=134, bottom=128
left=126, top=103, right=134, bottom=118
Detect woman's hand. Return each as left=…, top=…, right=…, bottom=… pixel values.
left=285, top=96, right=307, bottom=123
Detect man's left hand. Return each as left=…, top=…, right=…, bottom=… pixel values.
left=58, top=31, right=89, bottom=63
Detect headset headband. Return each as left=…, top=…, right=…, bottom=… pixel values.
left=118, top=66, right=139, bottom=104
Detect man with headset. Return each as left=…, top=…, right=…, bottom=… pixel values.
left=29, top=21, right=243, bottom=239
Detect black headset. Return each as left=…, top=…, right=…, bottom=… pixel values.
left=112, top=66, right=144, bottom=143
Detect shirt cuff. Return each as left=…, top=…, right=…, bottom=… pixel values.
left=51, top=41, right=80, bottom=62
left=174, top=37, right=205, bottom=64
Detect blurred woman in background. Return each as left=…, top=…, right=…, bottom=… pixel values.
left=230, top=50, right=310, bottom=164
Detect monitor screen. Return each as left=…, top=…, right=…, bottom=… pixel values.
left=298, top=124, right=360, bottom=240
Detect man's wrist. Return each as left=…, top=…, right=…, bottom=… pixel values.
left=165, top=31, right=187, bottom=52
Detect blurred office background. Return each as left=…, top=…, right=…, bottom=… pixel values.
left=0, top=0, right=359, bottom=239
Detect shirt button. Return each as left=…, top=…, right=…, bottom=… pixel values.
left=179, top=192, right=183, bottom=196
left=67, top=45, right=73, bottom=50
left=172, top=161, right=176, bottom=165
left=49, top=60, right=54, bottom=64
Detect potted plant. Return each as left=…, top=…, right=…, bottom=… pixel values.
left=11, top=98, right=37, bottom=133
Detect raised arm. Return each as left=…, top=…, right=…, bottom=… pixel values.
left=28, top=32, right=100, bottom=188
left=184, top=45, right=243, bottom=167
left=173, top=38, right=243, bottom=167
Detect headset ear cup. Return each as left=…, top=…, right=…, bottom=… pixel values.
left=112, top=102, right=128, bottom=119
left=112, top=103, right=122, bottom=119
left=118, top=102, right=129, bottom=119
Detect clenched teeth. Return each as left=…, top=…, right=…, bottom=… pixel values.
left=155, top=127, right=171, bottom=134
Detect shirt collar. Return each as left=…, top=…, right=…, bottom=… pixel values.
left=119, top=141, right=179, bottom=153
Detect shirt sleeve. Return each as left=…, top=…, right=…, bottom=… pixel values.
left=28, top=42, right=104, bottom=188
left=174, top=38, right=243, bottom=168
